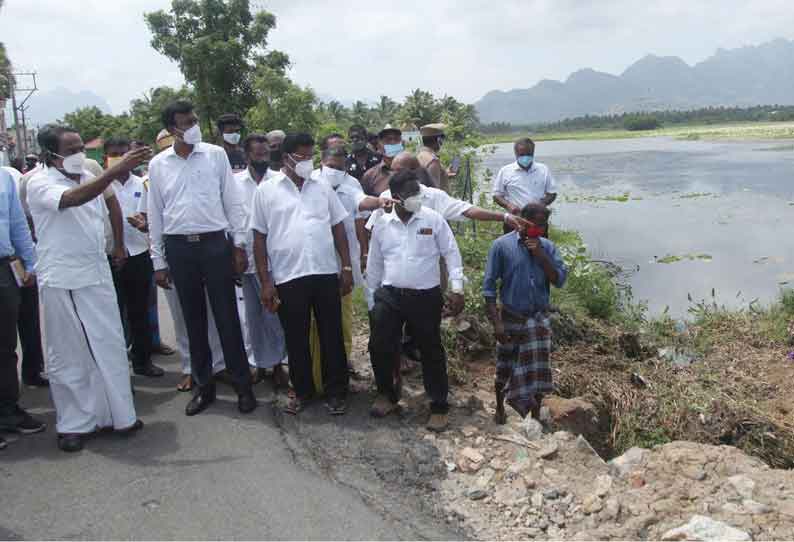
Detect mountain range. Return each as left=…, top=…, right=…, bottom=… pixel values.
left=475, top=38, right=794, bottom=125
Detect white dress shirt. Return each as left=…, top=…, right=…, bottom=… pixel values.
left=365, top=184, right=473, bottom=231
left=112, top=174, right=149, bottom=257
left=249, top=172, right=348, bottom=286
left=491, top=161, right=557, bottom=208
left=311, top=167, right=367, bottom=286
left=367, top=206, right=464, bottom=298
left=27, top=167, right=111, bottom=289
left=236, top=167, right=277, bottom=274
left=147, top=142, right=247, bottom=270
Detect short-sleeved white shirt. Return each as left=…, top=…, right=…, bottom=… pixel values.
left=364, top=184, right=472, bottom=231
left=491, top=161, right=557, bottom=208
left=235, top=167, right=278, bottom=274
left=311, top=167, right=367, bottom=286
left=27, top=167, right=111, bottom=289
left=112, top=174, right=149, bottom=257
left=249, top=172, right=348, bottom=285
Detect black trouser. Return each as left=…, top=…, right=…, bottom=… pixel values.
left=111, top=251, right=154, bottom=370
left=276, top=274, right=348, bottom=399
left=369, top=286, right=448, bottom=414
left=164, top=232, right=251, bottom=392
left=0, top=259, right=21, bottom=416
left=17, top=283, right=44, bottom=381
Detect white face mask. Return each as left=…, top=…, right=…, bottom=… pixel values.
left=58, top=152, right=86, bottom=175
left=401, top=194, right=422, bottom=213
left=223, top=132, right=241, bottom=145
left=323, top=166, right=345, bottom=187
left=290, top=156, right=314, bottom=180
left=181, top=124, right=202, bottom=145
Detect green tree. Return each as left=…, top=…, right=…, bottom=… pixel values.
left=144, top=0, right=288, bottom=134
left=0, top=43, right=12, bottom=99
left=398, top=89, right=440, bottom=128
left=61, top=106, right=129, bottom=142
left=128, top=85, right=195, bottom=143
left=245, top=66, right=318, bottom=133
left=371, top=95, right=400, bottom=128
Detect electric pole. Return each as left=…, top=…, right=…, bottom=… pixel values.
left=9, top=71, right=37, bottom=159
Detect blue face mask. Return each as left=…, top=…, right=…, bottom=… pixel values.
left=517, top=155, right=534, bottom=169
left=383, top=143, right=404, bottom=158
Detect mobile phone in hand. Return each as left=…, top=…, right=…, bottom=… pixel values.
left=449, top=156, right=461, bottom=174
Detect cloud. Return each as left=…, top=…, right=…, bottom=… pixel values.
left=1, top=0, right=793, bottom=113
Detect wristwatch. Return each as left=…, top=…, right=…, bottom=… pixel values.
left=342, top=266, right=353, bottom=272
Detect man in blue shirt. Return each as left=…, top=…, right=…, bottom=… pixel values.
left=0, top=168, right=45, bottom=450
left=482, top=203, right=567, bottom=424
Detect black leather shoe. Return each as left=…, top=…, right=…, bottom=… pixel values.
left=185, top=388, right=216, bottom=416
left=238, top=389, right=257, bottom=413
left=133, top=364, right=166, bottom=377
left=57, top=434, right=83, bottom=452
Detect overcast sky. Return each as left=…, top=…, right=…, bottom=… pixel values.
left=2, top=0, right=793, bottom=113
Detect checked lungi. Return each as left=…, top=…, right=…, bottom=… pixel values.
left=496, top=310, right=553, bottom=418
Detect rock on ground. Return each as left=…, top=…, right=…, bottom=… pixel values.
left=661, top=515, right=751, bottom=541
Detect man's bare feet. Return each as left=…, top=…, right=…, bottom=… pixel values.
left=177, top=374, right=193, bottom=392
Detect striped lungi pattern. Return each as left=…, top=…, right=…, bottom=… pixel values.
left=496, top=312, right=553, bottom=418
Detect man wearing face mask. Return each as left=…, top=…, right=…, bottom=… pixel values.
left=366, top=169, right=465, bottom=433
left=216, top=113, right=247, bottom=173
left=346, top=125, right=381, bottom=182
left=308, top=145, right=395, bottom=389
left=492, top=137, right=558, bottom=235
left=235, top=133, right=289, bottom=387
left=417, top=123, right=453, bottom=193
left=266, top=129, right=286, bottom=175
left=360, top=125, right=403, bottom=197
left=251, top=133, right=353, bottom=416
left=27, top=124, right=149, bottom=452
left=147, top=100, right=256, bottom=416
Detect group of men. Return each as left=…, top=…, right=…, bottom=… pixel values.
left=0, top=98, right=566, bottom=452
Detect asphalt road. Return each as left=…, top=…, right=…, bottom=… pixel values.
left=0, top=300, right=449, bottom=541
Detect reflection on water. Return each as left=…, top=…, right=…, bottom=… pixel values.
left=481, top=137, right=794, bottom=318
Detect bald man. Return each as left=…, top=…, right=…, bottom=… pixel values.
left=366, top=152, right=530, bottom=232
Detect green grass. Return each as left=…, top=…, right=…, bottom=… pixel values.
left=483, top=120, right=794, bottom=144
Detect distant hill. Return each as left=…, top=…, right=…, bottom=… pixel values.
left=475, top=38, right=794, bottom=124
left=21, top=87, right=112, bottom=127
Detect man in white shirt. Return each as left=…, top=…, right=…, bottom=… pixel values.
left=308, top=144, right=394, bottom=389
left=147, top=100, right=255, bottom=416
left=367, top=168, right=465, bottom=433
left=251, top=132, right=353, bottom=416
left=27, top=124, right=148, bottom=452
left=104, top=137, right=164, bottom=378
left=134, top=172, right=227, bottom=392
left=236, top=133, right=288, bottom=385
left=492, top=137, right=557, bottom=234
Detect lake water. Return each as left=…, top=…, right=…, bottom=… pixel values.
left=481, top=137, right=794, bottom=318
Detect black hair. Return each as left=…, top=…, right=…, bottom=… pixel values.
left=37, top=124, right=79, bottom=166
left=243, top=133, right=268, bottom=153
left=161, top=100, right=194, bottom=128
left=514, top=137, right=535, bottom=152
left=216, top=113, right=243, bottom=132
left=520, top=202, right=551, bottom=221
left=389, top=168, right=421, bottom=196
left=103, top=135, right=131, bottom=152
left=322, top=147, right=347, bottom=160
left=348, top=125, right=366, bottom=137
left=281, top=132, right=315, bottom=155
left=320, top=133, right=344, bottom=151
left=130, top=139, right=146, bottom=147
left=367, top=133, right=379, bottom=144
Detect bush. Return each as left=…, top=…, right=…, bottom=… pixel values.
left=624, top=115, right=661, bottom=131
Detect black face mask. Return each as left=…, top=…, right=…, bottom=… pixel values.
left=250, top=160, right=270, bottom=176
left=351, top=140, right=366, bottom=152
left=269, top=149, right=282, bottom=165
